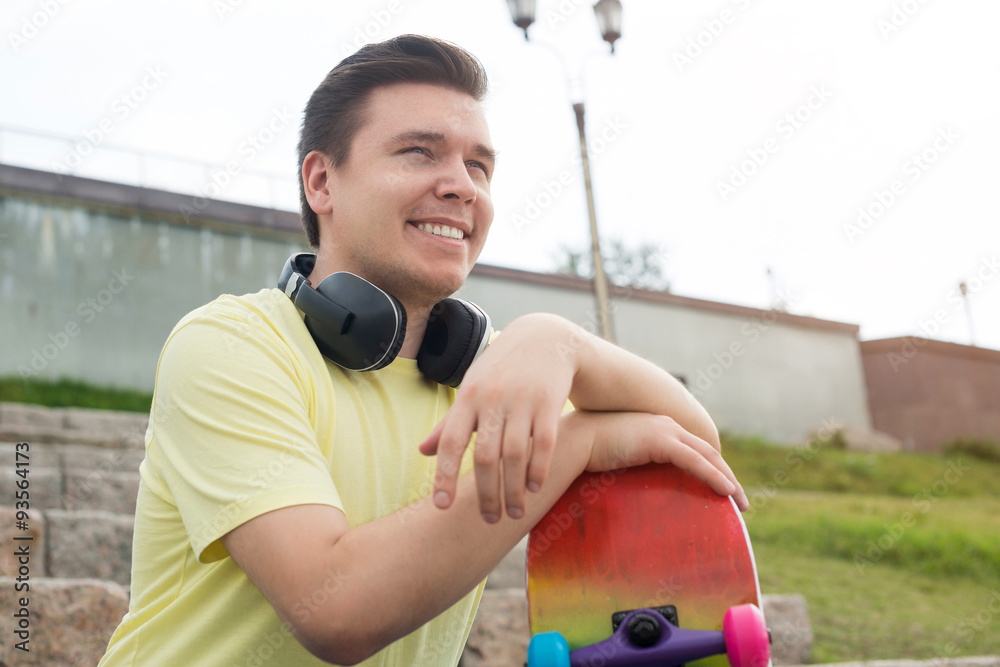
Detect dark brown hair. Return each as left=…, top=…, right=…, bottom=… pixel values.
left=296, top=34, right=489, bottom=247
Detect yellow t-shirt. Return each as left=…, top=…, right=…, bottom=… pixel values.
left=99, top=288, right=483, bottom=667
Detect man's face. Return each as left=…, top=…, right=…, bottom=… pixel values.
left=321, top=81, right=495, bottom=307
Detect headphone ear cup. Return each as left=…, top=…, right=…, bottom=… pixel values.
left=418, top=298, right=491, bottom=387
left=307, top=272, right=407, bottom=371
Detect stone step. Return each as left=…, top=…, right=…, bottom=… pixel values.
left=0, top=442, right=143, bottom=513
left=485, top=535, right=527, bottom=590
left=0, top=507, right=133, bottom=585
left=0, top=402, right=148, bottom=434
left=0, top=576, right=129, bottom=667
left=462, top=589, right=530, bottom=667
left=0, top=402, right=147, bottom=450
left=0, top=466, right=142, bottom=514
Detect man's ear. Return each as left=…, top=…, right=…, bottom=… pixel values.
left=302, top=150, right=334, bottom=216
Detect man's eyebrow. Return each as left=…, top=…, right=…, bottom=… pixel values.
left=389, top=130, right=497, bottom=165
left=389, top=130, right=447, bottom=147
left=472, top=143, right=498, bottom=166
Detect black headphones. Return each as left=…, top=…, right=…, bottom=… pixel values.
left=277, top=253, right=491, bottom=387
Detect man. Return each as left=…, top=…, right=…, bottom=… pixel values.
left=100, top=34, right=746, bottom=666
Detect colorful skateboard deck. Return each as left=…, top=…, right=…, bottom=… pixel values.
left=526, top=463, right=764, bottom=667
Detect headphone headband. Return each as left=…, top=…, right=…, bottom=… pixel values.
left=277, top=253, right=490, bottom=385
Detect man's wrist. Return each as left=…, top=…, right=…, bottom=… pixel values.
left=513, top=312, right=588, bottom=378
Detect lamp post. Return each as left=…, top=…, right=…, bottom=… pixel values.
left=506, top=0, right=622, bottom=342
left=959, top=281, right=976, bottom=346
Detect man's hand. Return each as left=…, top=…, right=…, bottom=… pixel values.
left=419, top=313, right=579, bottom=523
left=419, top=312, right=744, bottom=520
left=584, top=411, right=748, bottom=511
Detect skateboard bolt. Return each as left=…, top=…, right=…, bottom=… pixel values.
left=627, top=613, right=661, bottom=647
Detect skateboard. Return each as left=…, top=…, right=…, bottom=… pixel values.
left=525, top=463, right=770, bottom=667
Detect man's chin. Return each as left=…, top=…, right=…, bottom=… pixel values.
left=385, top=272, right=466, bottom=310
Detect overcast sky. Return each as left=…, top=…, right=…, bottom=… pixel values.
left=3, top=0, right=999, bottom=350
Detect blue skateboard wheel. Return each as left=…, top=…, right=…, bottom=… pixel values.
left=527, top=631, right=571, bottom=667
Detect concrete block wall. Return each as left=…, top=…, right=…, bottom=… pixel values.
left=2, top=163, right=871, bottom=445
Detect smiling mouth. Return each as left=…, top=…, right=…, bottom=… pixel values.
left=414, top=222, right=466, bottom=240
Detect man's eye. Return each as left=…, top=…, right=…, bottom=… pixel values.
left=405, top=147, right=427, bottom=156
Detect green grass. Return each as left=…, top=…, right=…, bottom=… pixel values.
left=746, top=493, right=1000, bottom=578
left=722, top=433, right=1000, bottom=662
left=722, top=431, right=1000, bottom=499
left=944, top=436, right=1000, bottom=463
left=0, top=376, right=152, bottom=413
left=754, top=540, right=1000, bottom=662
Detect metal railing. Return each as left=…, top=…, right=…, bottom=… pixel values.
left=0, top=124, right=299, bottom=211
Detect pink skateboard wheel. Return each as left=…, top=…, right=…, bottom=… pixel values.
left=723, top=604, right=771, bottom=667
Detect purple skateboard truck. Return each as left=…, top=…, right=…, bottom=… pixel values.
left=527, top=603, right=770, bottom=667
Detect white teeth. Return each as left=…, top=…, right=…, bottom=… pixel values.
left=417, top=223, right=465, bottom=240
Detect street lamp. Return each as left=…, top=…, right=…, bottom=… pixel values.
left=593, top=0, right=623, bottom=53
left=507, top=0, right=622, bottom=50
left=504, top=0, right=622, bottom=342
left=506, top=0, right=536, bottom=40
left=959, top=281, right=976, bottom=346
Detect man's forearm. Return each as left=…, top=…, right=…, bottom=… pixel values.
left=287, top=411, right=598, bottom=663
left=559, top=319, right=721, bottom=449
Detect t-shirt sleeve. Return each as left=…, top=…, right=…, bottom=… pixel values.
left=145, top=302, right=342, bottom=563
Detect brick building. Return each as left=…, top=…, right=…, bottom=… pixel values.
left=861, top=336, right=1000, bottom=452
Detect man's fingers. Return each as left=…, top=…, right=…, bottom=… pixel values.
left=418, top=419, right=446, bottom=456
left=473, top=414, right=504, bottom=522
left=672, top=431, right=747, bottom=510
left=525, top=415, right=558, bottom=494
left=500, top=414, right=532, bottom=519
left=431, top=411, right=477, bottom=509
